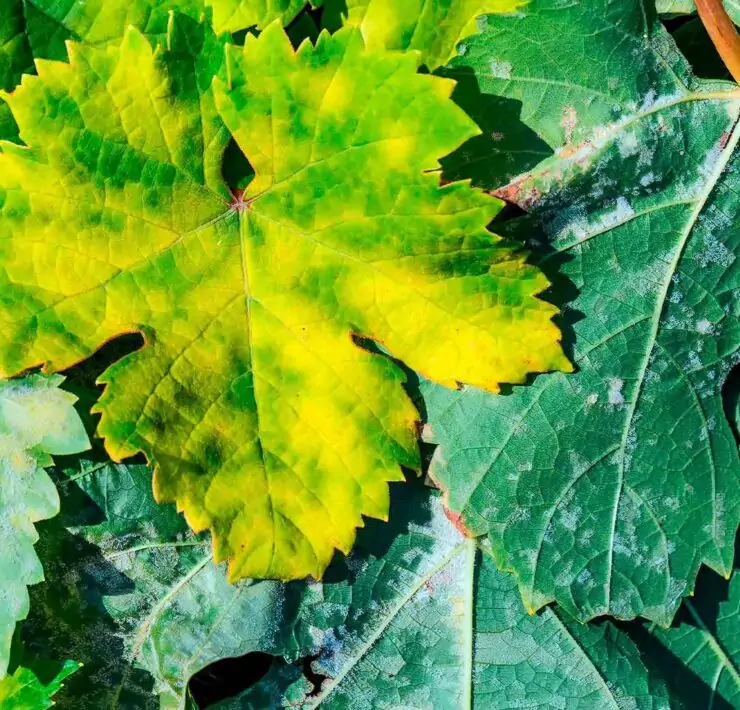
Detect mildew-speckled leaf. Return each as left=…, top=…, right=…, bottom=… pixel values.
left=0, top=375, right=89, bottom=677
left=0, top=19, right=568, bottom=582
left=640, top=568, right=740, bottom=708
left=23, top=458, right=298, bottom=710
left=424, top=0, right=740, bottom=624
left=319, top=0, right=524, bottom=69
left=213, top=479, right=671, bottom=709
left=0, top=655, right=79, bottom=710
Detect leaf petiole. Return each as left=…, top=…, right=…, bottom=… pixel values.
left=695, top=0, right=740, bottom=83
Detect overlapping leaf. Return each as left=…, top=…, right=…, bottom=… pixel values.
left=0, top=18, right=567, bottom=582
left=25, top=456, right=672, bottom=710
left=215, top=478, right=671, bottom=709
left=643, top=568, right=740, bottom=707
left=319, top=0, right=524, bottom=69
left=0, top=653, right=79, bottom=710
left=0, top=375, right=89, bottom=677
left=0, top=0, right=327, bottom=143
left=23, top=458, right=299, bottom=709
left=424, top=0, right=740, bottom=624
left=656, top=0, right=740, bottom=25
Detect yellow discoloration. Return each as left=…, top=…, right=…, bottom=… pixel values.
left=0, top=21, right=568, bottom=583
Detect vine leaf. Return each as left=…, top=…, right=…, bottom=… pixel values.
left=23, top=458, right=299, bottom=709
left=423, top=0, right=740, bottom=624
left=318, top=0, right=524, bottom=69
left=0, top=375, right=89, bottom=677
left=209, top=0, right=322, bottom=33
left=642, top=567, right=740, bottom=707
left=0, top=19, right=568, bottom=582
left=0, top=653, right=79, bottom=710
left=26, top=457, right=672, bottom=709
left=0, top=0, right=320, bottom=142
left=216, top=479, right=672, bottom=709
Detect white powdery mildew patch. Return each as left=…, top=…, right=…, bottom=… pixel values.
left=489, top=60, right=512, bottom=80
left=696, top=231, right=736, bottom=269
left=552, top=197, right=635, bottom=248
left=607, top=377, right=625, bottom=406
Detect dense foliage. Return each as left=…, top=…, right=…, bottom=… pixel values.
left=0, top=1, right=739, bottom=708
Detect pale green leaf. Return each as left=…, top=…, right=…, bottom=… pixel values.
left=656, top=0, right=740, bottom=25
left=0, top=375, right=89, bottom=677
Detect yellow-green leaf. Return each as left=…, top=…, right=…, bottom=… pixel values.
left=0, top=20, right=568, bottom=583
left=319, top=0, right=526, bottom=69
left=208, top=0, right=316, bottom=33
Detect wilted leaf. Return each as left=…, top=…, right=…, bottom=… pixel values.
left=424, top=0, right=740, bottom=624
left=0, top=19, right=567, bottom=581
left=214, top=478, right=671, bottom=709
left=319, top=0, right=524, bottom=69
left=0, top=375, right=89, bottom=677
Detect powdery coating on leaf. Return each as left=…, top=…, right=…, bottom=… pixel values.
left=224, top=483, right=671, bottom=709
left=25, top=459, right=297, bottom=709
left=0, top=19, right=569, bottom=583
left=0, top=375, right=89, bottom=677
left=425, top=0, right=740, bottom=624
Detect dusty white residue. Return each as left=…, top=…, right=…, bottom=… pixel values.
left=561, top=106, right=578, bottom=144
left=607, top=377, right=625, bottom=406
left=553, top=197, right=635, bottom=247
left=489, top=60, right=512, bottom=79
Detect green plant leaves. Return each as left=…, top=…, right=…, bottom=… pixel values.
left=424, top=0, right=740, bottom=624
left=26, top=455, right=673, bottom=709
left=24, top=457, right=297, bottom=709
left=217, top=478, right=672, bottom=709
left=0, top=654, right=79, bottom=709
left=319, top=0, right=524, bottom=70
left=0, top=17, right=567, bottom=582
left=645, top=569, right=740, bottom=707
left=0, top=375, right=89, bottom=679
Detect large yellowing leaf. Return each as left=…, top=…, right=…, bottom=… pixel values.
left=319, top=0, right=525, bottom=69
left=0, top=0, right=318, bottom=142
left=0, top=20, right=568, bottom=583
